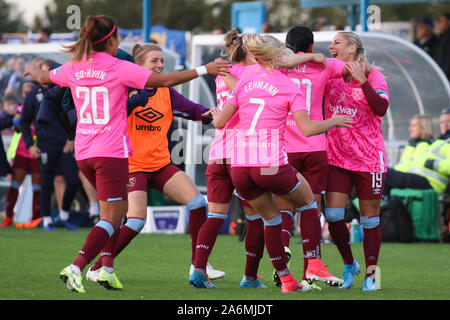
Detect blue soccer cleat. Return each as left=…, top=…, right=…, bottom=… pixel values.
left=339, top=260, right=361, bottom=289
left=189, top=270, right=216, bottom=289
left=363, top=277, right=377, bottom=291
left=240, top=275, right=267, bottom=288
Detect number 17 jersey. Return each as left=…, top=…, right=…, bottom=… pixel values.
left=50, top=52, right=152, bottom=160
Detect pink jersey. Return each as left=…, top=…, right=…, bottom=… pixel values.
left=324, top=68, right=389, bottom=173
left=209, top=63, right=257, bottom=161
left=226, top=66, right=306, bottom=167
left=50, top=52, right=152, bottom=161
left=280, top=56, right=345, bottom=153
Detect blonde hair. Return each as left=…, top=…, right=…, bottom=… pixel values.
left=243, top=33, right=293, bottom=69
left=412, top=114, right=434, bottom=140
left=222, top=28, right=247, bottom=63
left=338, top=31, right=367, bottom=62
left=131, top=43, right=162, bottom=66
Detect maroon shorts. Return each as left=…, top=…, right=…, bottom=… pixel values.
left=326, top=165, right=386, bottom=200
left=206, top=160, right=251, bottom=208
left=13, top=154, right=40, bottom=174
left=287, top=151, right=328, bottom=194
left=230, top=165, right=300, bottom=201
left=129, top=163, right=181, bottom=193
left=77, top=157, right=129, bottom=202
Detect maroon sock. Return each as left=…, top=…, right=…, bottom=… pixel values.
left=72, top=226, right=111, bottom=272
left=188, top=207, right=207, bottom=264
left=32, top=191, right=41, bottom=220
left=300, top=209, right=322, bottom=277
left=280, top=210, right=294, bottom=248
left=193, top=217, right=225, bottom=270
left=363, top=225, right=381, bottom=279
left=244, top=217, right=265, bottom=279
left=328, top=220, right=354, bottom=265
left=5, top=187, right=19, bottom=219
left=99, top=228, right=120, bottom=269
left=264, top=222, right=288, bottom=276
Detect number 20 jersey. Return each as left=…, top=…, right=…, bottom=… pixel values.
left=50, top=52, right=152, bottom=160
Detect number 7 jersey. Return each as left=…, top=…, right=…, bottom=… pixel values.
left=50, top=52, right=152, bottom=160
left=226, top=65, right=307, bottom=167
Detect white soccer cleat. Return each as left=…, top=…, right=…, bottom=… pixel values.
left=86, top=266, right=101, bottom=283
left=189, top=263, right=226, bottom=280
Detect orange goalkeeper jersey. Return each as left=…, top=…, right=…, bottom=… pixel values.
left=127, top=87, right=173, bottom=173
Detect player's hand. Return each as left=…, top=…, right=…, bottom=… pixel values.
left=128, top=90, right=138, bottom=98
left=28, top=145, right=41, bottom=159
left=345, top=61, right=367, bottom=85
left=205, top=58, right=231, bottom=77
left=201, top=108, right=217, bottom=120
left=63, top=140, right=74, bottom=154
left=331, top=110, right=353, bottom=128
left=312, top=53, right=327, bottom=69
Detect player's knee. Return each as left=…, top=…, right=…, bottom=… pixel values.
left=125, top=217, right=146, bottom=233
left=360, top=216, right=380, bottom=229
left=325, top=207, right=345, bottom=223
left=187, top=193, right=206, bottom=211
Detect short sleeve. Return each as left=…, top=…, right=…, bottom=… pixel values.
left=226, top=79, right=242, bottom=108
left=49, top=63, right=71, bottom=87
left=369, top=69, right=389, bottom=101
left=326, top=58, right=345, bottom=80
left=118, top=60, right=152, bottom=90
left=289, top=92, right=307, bottom=114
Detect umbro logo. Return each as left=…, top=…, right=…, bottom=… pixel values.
left=135, top=107, right=164, bottom=123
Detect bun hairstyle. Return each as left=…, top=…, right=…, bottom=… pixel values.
left=243, top=33, right=293, bottom=69
left=131, top=43, right=162, bottom=66
left=285, top=26, right=314, bottom=54
left=222, top=28, right=247, bottom=63
left=63, top=15, right=118, bottom=62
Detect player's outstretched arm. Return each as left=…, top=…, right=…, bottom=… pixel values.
left=212, top=103, right=237, bottom=129
left=24, top=64, right=53, bottom=86
left=145, top=58, right=231, bottom=88
left=294, top=110, right=352, bottom=137
left=279, top=53, right=327, bottom=69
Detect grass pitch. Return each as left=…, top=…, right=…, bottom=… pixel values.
left=0, top=226, right=449, bottom=301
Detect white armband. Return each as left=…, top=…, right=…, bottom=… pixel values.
left=195, top=65, right=208, bottom=77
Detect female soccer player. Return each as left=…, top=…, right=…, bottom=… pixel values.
left=324, top=31, right=389, bottom=291
left=85, top=43, right=224, bottom=289
left=212, top=33, right=352, bottom=293
left=191, top=28, right=335, bottom=289
left=24, top=15, right=230, bottom=293
left=269, top=25, right=352, bottom=289
left=191, top=28, right=264, bottom=289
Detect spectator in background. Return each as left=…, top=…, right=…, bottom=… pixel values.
left=385, top=108, right=450, bottom=196
left=4, top=56, right=27, bottom=97
left=414, top=18, right=438, bottom=58
left=35, top=27, right=52, bottom=43
left=19, top=58, right=79, bottom=231
left=261, top=23, right=281, bottom=33
left=0, top=95, right=19, bottom=179
left=384, top=114, right=434, bottom=196
left=434, top=13, right=450, bottom=80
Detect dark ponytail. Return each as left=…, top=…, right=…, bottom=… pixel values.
left=63, top=15, right=118, bottom=62
left=285, top=26, right=314, bottom=54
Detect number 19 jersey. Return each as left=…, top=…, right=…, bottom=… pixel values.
left=50, top=52, right=152, bottom=160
